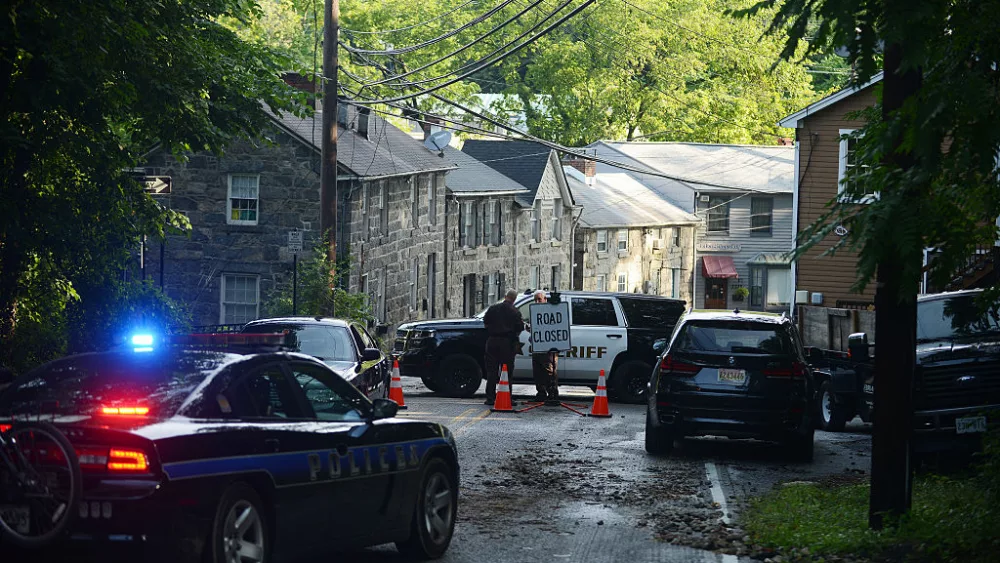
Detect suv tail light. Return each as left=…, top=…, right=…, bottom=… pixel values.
left=0, top=424, right=10, bottom=434
left=659, top=355, right=700, bottom=376
left=764, top=362, right=807, bottom=380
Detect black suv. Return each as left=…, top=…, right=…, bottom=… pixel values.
left=394, top=292, right=686, bottom=403
left=645, top=309, right=815, bottom=460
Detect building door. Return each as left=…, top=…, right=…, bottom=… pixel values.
left=705, top=279, right=728, bottom=309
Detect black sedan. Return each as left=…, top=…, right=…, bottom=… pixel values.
left=0, top=334, right=459, bottom=563
left=242, top=317, right=391, bottom=401
left=645, top=310, right=815, bottom=461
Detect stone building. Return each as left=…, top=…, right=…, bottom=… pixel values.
left=142, top=105, right=454, bottom=329
left=456, top=141, right=579, bottom=303
left=565, top=163, right=699, bottom=304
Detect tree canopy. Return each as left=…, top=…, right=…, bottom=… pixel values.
left=0, top=0, right=307, bottom=368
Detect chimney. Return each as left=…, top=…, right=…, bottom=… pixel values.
left=280, top=72, right=317, bottom=109
left=778, top=137, right=794, bottom=146
left=421, top=116, right=442, bottom=140
left=564, top=156, right=596, bottom=182
left=357, top=106, right=371, bottom=140
left=337, top=98, right=349, bottom=128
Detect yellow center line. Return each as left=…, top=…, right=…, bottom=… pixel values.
left=453, top=409, right=492, bottom=436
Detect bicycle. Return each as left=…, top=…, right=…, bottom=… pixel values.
left=0, top=421, right=82, bottom=549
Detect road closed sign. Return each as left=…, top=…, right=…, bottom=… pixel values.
left=529, top=302, right=571, bottom=353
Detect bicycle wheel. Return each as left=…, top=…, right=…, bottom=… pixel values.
left=0, top=422, right=82, bottom=549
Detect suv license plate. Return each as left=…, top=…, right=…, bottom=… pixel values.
left=0, top=505, right=30, bottom=534
left=956, top=416, right=987, bottom=434
left=718, top=368, right=746, bottom=384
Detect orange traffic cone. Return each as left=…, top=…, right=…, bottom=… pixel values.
left=389, top=359, right=407, bottom=410
left=588, top=369, right=612, bottom=418
left=491, top=364, right=515, bottom=412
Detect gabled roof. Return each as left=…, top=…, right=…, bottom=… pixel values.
left=461, top=140, right=553, bottom=204
left=565, top=167, right=699, bottom=229
left=441, top=146, right=530, bottom=196
left=269, top=106, right=456, bottom=180
left=778, top=72, right=884, bottom=129
left=593, top=141, right=794, bottom=194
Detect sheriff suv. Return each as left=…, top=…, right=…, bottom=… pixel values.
left=394, top=291, right=686, bottom=403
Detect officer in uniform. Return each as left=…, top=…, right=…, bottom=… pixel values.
left=530, top=290, right=559, bottom=402
left=483, top=288, right=524, bottom=405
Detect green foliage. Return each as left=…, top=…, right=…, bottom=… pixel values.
left=741, top=0, right=1000, bottom=296
left=263, top=239, right=374, bottom=325
left=744, top=467, right=1000, bottom=561
left=1, top=0, right=308, bottom=365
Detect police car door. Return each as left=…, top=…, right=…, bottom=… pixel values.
left=223, top=363, right=333, bottom=547
left=286, top=360, right=397, bottom=544
left=564, top=297, right=627, bottom=382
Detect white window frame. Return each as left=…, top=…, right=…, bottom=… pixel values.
left=529, top=265, right=540, bottom=290
left=596, top=274, right=607, bottom=292
left=531, top=200, right=542, bottom=242
left=461, top=201, right=474, bottom=248
left=617, top=230, right=628, bottom=252
left=617, top=273, right=627, bottom=293
left=551, top=198, right=563, bottom=241
left=219, top=273, right=259, bottom=324
left=227, top=174, right=260, bottom=226
left=487, top=200, right=498, bottom=246
left=838, top=128, right=877, bottom=203
left=596, top=230, right=608, bottom=252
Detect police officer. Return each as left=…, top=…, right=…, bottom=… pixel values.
left=530, top=290, right=559, bottom=402
left=483, top=288, right=524, bottom=406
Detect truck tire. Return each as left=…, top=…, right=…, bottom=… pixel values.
left=436, top=354, right=482, bottom=398
left=421, top=376, right=442, bottom=393
left=816, top=380, right=849, bottom=432
left=610, top=360, right=652, bottom=404
left=644, top=410, right=674, bottom=455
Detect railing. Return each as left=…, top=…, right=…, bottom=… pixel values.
left=945, top=244, right=999, bottom=291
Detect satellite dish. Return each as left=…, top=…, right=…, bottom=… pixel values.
left=424, top=130, right=452, bottom=154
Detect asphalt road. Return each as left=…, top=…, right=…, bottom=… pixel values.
left=333, top=379, right=874, bottom=563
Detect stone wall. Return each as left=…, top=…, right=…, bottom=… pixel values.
left=345, top=172, right=447, bottom=335
left=577, top=225, right=696, bottom=305
left=143, top=127, right=322, bottom=327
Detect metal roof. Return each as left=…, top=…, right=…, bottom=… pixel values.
left=746, top=252, right=793, bottom=266
left=593, top=141, right=794, bottom=194
left=268, top=107, right=456, bottom=180
left=565, top=167, right=699, bottom=228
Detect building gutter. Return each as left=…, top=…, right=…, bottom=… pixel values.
left=443, top=191, right=450, bottom=316
left=513, top=205, right=520, bottom=291
left=789, top=129, right=801, bottom=318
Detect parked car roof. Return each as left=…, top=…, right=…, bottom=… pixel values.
left=243, top=317, right=353, bottom=328
left=681, top=309, right=791, bottom=324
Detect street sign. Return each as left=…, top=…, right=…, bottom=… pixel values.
left=528, top=302, right=571, bottom=353
left=140, top=176, right=171, bottom=194
left=287, top=230, right=303, bottom=252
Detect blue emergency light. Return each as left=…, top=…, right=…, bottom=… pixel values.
left=130, top=333, right=155, bottom=352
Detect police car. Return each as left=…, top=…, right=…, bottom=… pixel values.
left=0, top=333, right=459, bottom=563
left=395, top=291, right=686, bottom=403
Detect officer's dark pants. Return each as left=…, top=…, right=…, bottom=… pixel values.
left=532, top=353, right=559, bottom=399
left=485, top=336, right=516, bottom=401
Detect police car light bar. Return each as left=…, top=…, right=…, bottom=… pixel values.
left=169, top=331, right=292, bottom=349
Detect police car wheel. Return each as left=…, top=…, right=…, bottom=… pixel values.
left=611, top=360, right=652, bottom=404
left=209, top=483, right=268, bottom=563
left=437, top=354, right=481, bottom=398
left=396, top=458, right=457, bottom=559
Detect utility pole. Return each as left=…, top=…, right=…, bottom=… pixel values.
left=320, top=0, right=339, bottom=265
left=868, top=0, right=923, bottom=530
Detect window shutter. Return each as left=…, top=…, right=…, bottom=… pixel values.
left=496, top=202, right=503, bottom=245
left=480, top=275, right=489, bottom=308
left=474, top=202, right=482, bottom=247
left=459, top=203, right=467, bottom=247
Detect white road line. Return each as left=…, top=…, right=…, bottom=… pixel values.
left=703, top=552, right=739, bottom=563
left=705, top=462, right=731, bottom=525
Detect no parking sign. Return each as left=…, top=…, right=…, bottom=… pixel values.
left=529, top=302, right=571, bottom=354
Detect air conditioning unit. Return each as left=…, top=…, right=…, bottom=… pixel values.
left=699, top=195, right=711, bottom=203
left=652, top=239, right=663, bottom=250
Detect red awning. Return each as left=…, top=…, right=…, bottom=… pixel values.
left=702, top=256, right=738, bottom=279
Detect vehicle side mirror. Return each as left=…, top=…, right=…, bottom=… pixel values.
left=372, top=398, right=399, bottom=420
left=848, top=333, right=870, bottom=362
left=652, top=338, right=668, bottom=355
left=805, top=346, right=823, bottom=364
left=362, top=348, right=382, bottom=362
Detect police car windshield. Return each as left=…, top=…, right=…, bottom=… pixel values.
left=246, top=324, right=357, bottom=362
left=0, top=350, right=227, bottom=419
left=675, top=321, right=791, bottom=355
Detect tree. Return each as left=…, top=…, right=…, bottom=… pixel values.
left=742, top=0, right=1000, bottom=528
left=0, top=0, right=307, bottom=365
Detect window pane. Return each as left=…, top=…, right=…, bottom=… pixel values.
left=227, top=367, right=296, bottom=418
left=618, top=298, right=685, bottom=329
left=707, top=196, right=730, bottom=232
left=750, top=197, right=773, bottom=234
left=289, top=364, right=366, bottom=422
left=675, top=321, right=791, bottom=355
left=571, top=298, right=618, bottom=326
left=766, top=268, right=791, bottom=306
left=617, top=274, right=627, bottom=292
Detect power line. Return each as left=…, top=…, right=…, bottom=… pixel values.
left=343, top=0, right=549, bottom=88
left=340, top=0, right=483, bottom=35
left=344, top=0, right=598, bottom=104
left=342, top=0, right=519, bottom=55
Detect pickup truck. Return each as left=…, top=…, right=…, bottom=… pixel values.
left=807, top=289, right=1000, bottom=452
